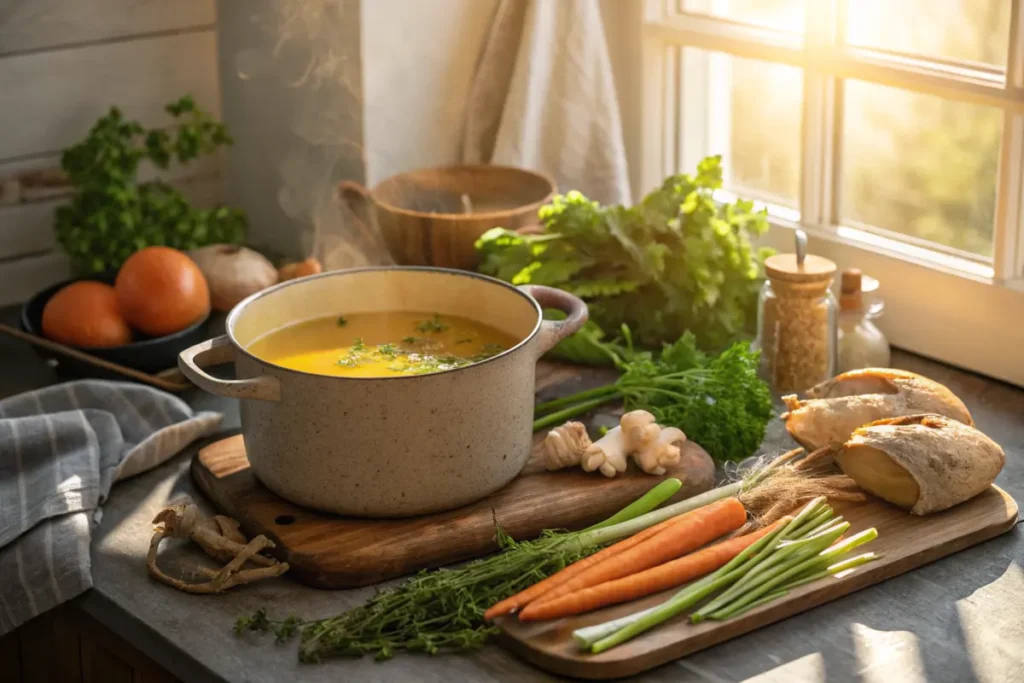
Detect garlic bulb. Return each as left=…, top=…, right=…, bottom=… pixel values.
left=189, top=245, right=278, bottom=312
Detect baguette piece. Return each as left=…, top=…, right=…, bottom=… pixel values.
left=782, top=369, right=972, bottom=451
left=835, top=414, right=1004, bottom=515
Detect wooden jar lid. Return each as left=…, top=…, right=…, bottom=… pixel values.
left=840, top=268, right=863, bottom=310
left=764, top=253, right=837, bottom=282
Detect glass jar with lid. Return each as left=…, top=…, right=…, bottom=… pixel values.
left=837, top=268, right=890, bottom=372
left=754, top=252, right=838, bottom=395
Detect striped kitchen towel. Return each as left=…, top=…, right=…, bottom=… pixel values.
left=0, top=380, right=222, bottom=635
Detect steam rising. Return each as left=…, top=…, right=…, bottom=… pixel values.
left=241, top=0, right=391, bottom=268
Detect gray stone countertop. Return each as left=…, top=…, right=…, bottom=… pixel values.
left=1, top=306, right=1021, bottom=682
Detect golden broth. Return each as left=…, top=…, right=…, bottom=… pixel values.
left=247, top=312, right=517, bottom=378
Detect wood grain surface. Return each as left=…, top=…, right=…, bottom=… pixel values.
left=191, top=364, right=717, bottom=588
left=497, top=485, right=1019, bottom=680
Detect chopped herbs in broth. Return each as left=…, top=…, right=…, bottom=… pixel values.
left=247, top=312, right=515, bottom=377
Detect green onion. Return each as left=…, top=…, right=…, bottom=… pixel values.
left=586, top=479, right=682, bottom=531
left=586, top=513, right=798, bottom=653
left=582, top=498, right=881, bottom=654
left=715, top=588, right=789, bottom=620
left=695, top=524, right=848, bottom=619
left=702, top=528, right=878, bottom=621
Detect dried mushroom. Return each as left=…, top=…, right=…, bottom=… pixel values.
left=835, top=414, right=1004, bottom=515
left=781, top=368, right=972, bottom=451
left=147, top=499, right=288, bottom=593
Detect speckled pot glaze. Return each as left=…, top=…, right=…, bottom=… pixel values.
left=178, top=267, right=587, bottom=517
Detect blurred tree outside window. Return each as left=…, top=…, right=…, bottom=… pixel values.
left=683, top=0, right=1009, bottom=258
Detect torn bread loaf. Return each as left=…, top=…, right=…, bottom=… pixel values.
left=835, top=414, right=1004, bottom=515
left=782, top=369, right=972, bottom=451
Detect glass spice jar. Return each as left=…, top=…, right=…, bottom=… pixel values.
left=837, top=268, right=890, bottom=372
left=754, top=252, right=838, bottom=395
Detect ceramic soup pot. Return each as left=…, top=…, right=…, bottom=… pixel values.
left=178, top=267, right=587, bottom=518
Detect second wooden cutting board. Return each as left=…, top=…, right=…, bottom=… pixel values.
left=191, top=362, right=717, bottom=588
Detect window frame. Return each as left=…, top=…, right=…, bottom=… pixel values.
left=637, top=0, right=1024, bottom=386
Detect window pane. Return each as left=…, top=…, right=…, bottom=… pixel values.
left=704, top=50, right=803, bottom=206
left=846, top=0, right=1010, bottom=67
left=682, top=0, right=805, bottom=34
left=840, top=80, right=1001, bottom=257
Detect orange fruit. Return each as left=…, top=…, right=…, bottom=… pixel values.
left=42, top=281, right=132, bottom=348
left=115, top=247, right=211, bottom=336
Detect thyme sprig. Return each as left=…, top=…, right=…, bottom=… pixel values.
left=235, top=527, right=596, bottom=661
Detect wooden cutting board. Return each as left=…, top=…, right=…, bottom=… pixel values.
left=192, top=436, right=714, bottom=589
left=497, top=485, right=1019, bottom=680
left=190, top=363, right=717, bottom=588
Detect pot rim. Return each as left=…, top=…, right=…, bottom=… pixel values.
left=366, top=164, right=556, bottom=222
left=224, top=265, right=544, bottom=382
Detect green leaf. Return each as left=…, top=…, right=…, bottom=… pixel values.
left=53, top=95, right=246, bottom=274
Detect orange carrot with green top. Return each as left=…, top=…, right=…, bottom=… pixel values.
left=518, top=521, right=781, bottom=621
left=519, top=497, right=747, bottom=612
left=483, top=514, right=686, bottom=621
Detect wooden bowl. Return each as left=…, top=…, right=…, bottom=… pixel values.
left=340, top=164, right=556, bottom=271
left=21, top=274, right=211, bottom=377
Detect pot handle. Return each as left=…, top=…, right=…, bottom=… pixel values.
left=178, top=335, right=281, bottom=402
left=519, top=285, right=589, bottom=358
left=338, top=179, right=374, bottom=232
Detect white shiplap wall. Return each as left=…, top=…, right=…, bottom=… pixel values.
left=0, top=1, right=223, bottom=305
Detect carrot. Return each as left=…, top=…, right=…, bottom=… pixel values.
left=483, top=514, right=687, bottom=621
left=519, top=497, right=747, bottom=613
left=518, top=521, right=780, bottom=621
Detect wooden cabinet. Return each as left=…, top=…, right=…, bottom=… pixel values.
left=0, top=604, right=178, bottom=683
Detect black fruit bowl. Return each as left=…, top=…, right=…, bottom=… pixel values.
left=20, top=273, right=211, bottom=378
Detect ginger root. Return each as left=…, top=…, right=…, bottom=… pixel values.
left=634, top=427, right=685, bottom=475
left=545, top=410, right=686, bottom=478
left=147, top=499, right=289, bottom=594
left=542, top=422, right=592, bottom=470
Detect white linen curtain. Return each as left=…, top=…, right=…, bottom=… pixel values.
left=462, top=0, right=632, bottom=206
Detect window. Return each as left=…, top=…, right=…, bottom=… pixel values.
left=640, top=0, right=1024, bottom=386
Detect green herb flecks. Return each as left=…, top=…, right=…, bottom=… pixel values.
left=377, top=343, right=401, bottom=357
left=469, top=343, right=507, bottom=363
left=338, top=338, right=370, bottom=368
left=337, top=317, right=348, bottom=327
left=455, top=338, right=473, bottom=345
left=415, top=314, right=449, bottom=334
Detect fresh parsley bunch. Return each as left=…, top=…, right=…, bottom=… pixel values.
left=534, top=328, right=773, bottom=463
left=616, top=332, right=773, bottom=463
left=476, top=155, right=772, bottom=353
left=56, top=95, right=246, bottom=274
